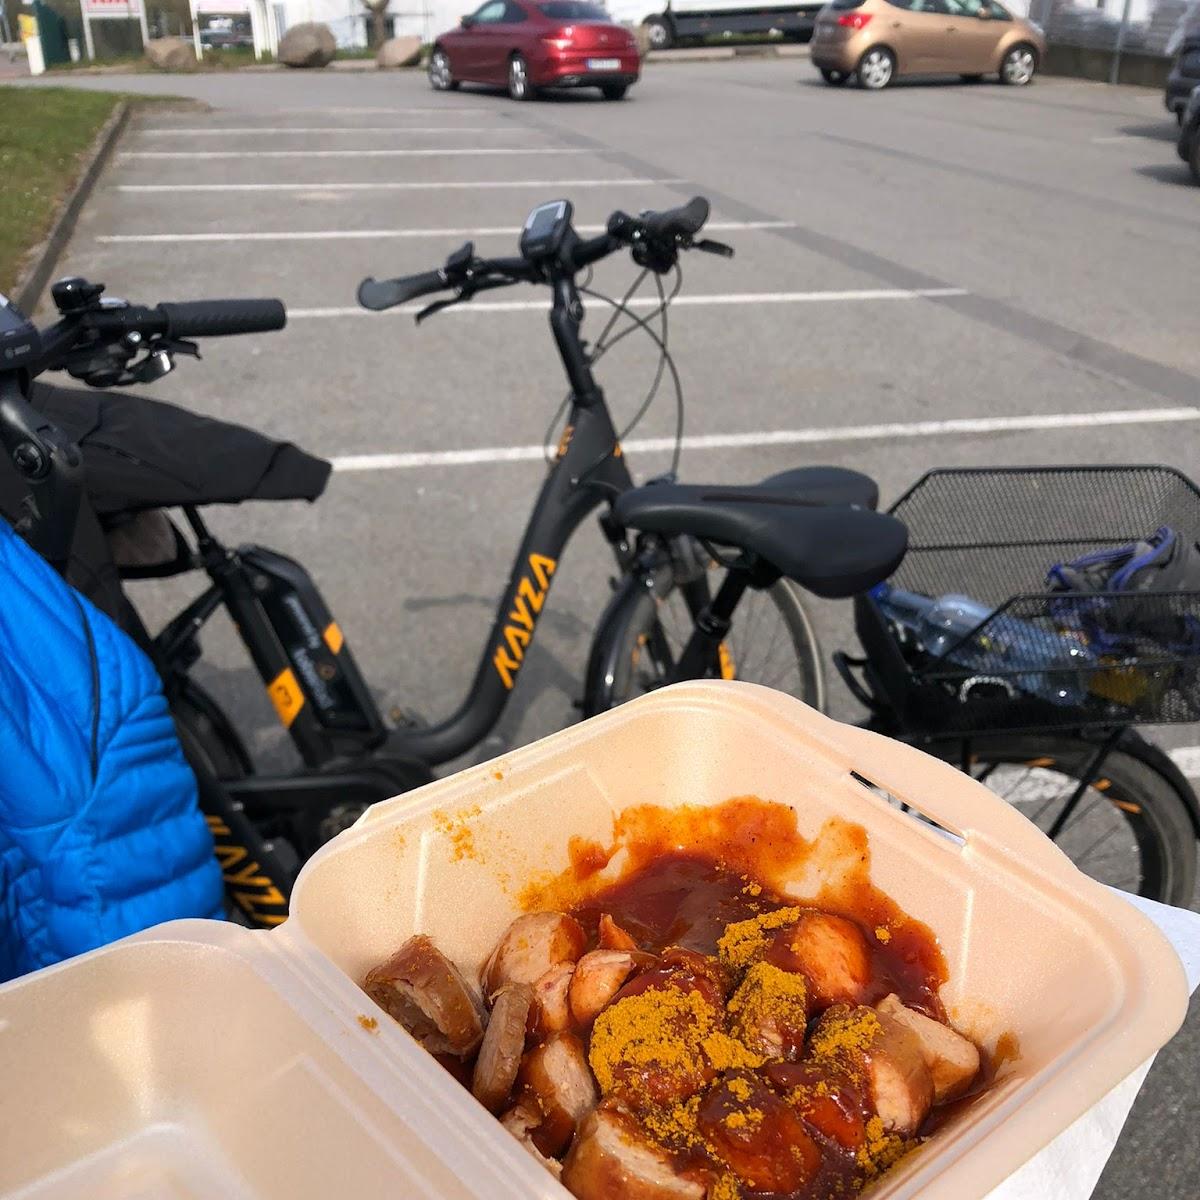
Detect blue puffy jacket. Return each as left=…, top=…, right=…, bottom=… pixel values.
left=0, top=519, right=223, bottom=982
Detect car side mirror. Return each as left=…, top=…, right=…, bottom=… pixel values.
left=460, top=13, right=474, bottom=26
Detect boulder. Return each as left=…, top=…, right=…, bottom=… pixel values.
left=376, top=35, right=422, bottom=68
left=144, top=37, right=196, bottom=71
left=278, top=22, right=336, bottom=68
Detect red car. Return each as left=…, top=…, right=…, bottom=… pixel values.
left=429, top=0, right=641, bottom=101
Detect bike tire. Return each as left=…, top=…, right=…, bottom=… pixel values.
left=171, top=678, right=251, bottom=782
left=951, top=733, right=1197, bottom=906
left=584, top=573, right=825, bottom=715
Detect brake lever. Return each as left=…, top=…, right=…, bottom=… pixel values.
left=415, top=296, right=462, bottom=324
left=414, top=275, right=521, bottom=324
left=694, top=238, right=735, bottom=258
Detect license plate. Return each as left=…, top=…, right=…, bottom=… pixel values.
left=587, top=58, right=620, bottom=71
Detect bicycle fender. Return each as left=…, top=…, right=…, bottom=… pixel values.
left=582, top=570, right=658, bottom=719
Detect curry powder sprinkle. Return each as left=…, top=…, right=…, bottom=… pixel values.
left=709, top=1174, right=742, bottom=1200
left=727, top=962, right=808, bottom=1048
left=808, top=1005, right=883, bottom=1065
left=874, top=925, right=892, bottom=944
left=856, top=1115, right=915, bottom=1178
left=589, top=983, right=718, bottom=1096
left=716, top=906, right=801, bottom=970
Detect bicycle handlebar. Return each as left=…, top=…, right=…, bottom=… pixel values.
left=357, top=197, right=724, bottom=316
left=78, top=298, right=286, bottom=342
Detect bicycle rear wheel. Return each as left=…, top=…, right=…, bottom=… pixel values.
left=957, top=734, right=1197, bottom=905
left=584, top=571, right=825, bottom=714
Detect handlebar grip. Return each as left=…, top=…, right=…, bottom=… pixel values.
left=157, top=299, right=287, bottom=338
left=642, top=196, right=710, bottom=239
left=358, top=271, right=447, bottom=311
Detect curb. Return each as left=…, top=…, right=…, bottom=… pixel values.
left=14, top=99, right=130, bottom=314
left=646, top=43, right=810, bottom=63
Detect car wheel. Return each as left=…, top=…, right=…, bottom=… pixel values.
left=428, top=48, right=457, bottom=91
left=1000, top=42, right=1037, bottom=85
left=644, top=16, right=672, bottom=50
left=820, top=67, right=848, bottom=85
left=1189, top=130, right=1200, bottom=184
left=1178, top=124, right=1191, bottom=162
left=508, top=53, right=534, bottom=101
left=856, top=46, right=895, bottom=90
left=601, top=83, right=629, bottom=100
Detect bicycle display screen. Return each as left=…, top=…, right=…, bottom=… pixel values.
left=520, top=199, right=573, bottom=260
left=0, top=292, right=40, bottom=370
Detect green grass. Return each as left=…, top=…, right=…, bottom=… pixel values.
left=0, top=87, right=126, bottom=296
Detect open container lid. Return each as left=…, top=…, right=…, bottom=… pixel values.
left=0, top=683, right=1189, bottom=1199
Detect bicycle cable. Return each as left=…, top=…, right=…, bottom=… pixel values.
left=569, top=264, right=686, bottom=490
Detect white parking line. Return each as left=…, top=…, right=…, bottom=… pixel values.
left=117, top=179, right=685, bottom=193
left=327, top=406, right=1200, bottom=471
left=141, top=107, right=494, bottom=119
left=97, top=221, right=795, bottom=244
left=1171, top=747, right=1200, bottom=777
left=136, top=127, right=522, bottom=135
left=120, top=148, right=591, bottom=159
left=290, top=287, right=968, bottom=319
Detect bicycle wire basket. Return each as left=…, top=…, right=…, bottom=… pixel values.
left=869, top=466, right=1200, bottom=734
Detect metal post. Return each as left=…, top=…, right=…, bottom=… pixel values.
left=189, top=0, right=201, bottom=57
left=1110, top=0, right=1135, bottom=84
left=79, top=0, right=95, bottom=58
left=135, top=0, right=149, bottom=49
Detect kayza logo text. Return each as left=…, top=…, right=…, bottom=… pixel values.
left=492, top=553, right=557, bottom=689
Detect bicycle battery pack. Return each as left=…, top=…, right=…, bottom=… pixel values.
left=240, top=546, right=387, bottom=758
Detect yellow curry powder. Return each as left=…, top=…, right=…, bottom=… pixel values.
left=589, top=984, right=719, bottom=1096
left=727, top=961, right=808, bottom=1048
left=709, top=1175, right=742, bottom=1200
left=856, top=1115, right=914, bottom=1178
left=807, top=1004, right=883, bottom=1066
left=716, top=906, right=801, bottom=970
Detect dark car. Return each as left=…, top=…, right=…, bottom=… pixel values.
left=429, top=0, right=641, bottom=101
left=1177, top=84, right=1200, bottom=183
left=1166, top=34, right=1200, bottom=122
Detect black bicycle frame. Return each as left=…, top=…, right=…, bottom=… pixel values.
left=162, top=271, right=639, bottom=768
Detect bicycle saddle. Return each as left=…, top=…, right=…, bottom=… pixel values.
left=613, top=476, right=906, bottom=598
left=757, top=465, right=879, bottom=511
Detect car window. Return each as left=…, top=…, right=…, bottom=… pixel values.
left=830, top=0, right=867, bottom=10
left=945, top=0, right=1011, bottom=16
left=471, top=1, right=507, bottom=23
left=909, top=0, right=949, bottom=13
left=503, top=0, right=528, bottom=18
left=538, top=1, right=610, bottom=17
left=883, top=0, right=916, bottom=9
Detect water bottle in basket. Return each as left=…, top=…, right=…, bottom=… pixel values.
left=875, top=586, right=1094, bottom=707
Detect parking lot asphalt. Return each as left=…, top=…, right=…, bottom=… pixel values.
left=22, top=59, right=1200, bottom=1196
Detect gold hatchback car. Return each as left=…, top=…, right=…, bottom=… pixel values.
left=812, top=0, right=1045, bottom=89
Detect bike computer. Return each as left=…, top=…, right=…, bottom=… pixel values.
left=519, top=199, right=573, bottom=260
left=0, top=293, right=41, bottom=371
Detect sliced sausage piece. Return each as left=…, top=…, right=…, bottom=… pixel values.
left=363, top=934, right=484, bottom=1057
left=472, top=983, right=534, bottom=1113
left=483, top=912, right=587, bottom=995
left=876, top=994, right=981, bottom=1102
left=500, top=1097, right=563, bottom=1179
left=866, top=1013, right=935, bottom=1137
left=697, top=1071, right=822, bottom=1194
left=727, top=960, right=809, bottom=1061
left=562, top=1108, right=706, bottom=1200
left=767, top=912, right=872, bottom=1010
left=520, top=1031, right=599, bottom=1157
left=533, top=962, right=575, bottom=1035
left=569, top=950, right=639, bottom=1025
left=599, top=913, right=640, bottom=951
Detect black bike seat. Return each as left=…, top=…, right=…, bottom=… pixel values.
left=758, top=466, right=879, bottom=511
left=613, top=483, right=907, bottom=598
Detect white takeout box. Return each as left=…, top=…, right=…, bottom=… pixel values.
left=0, top=682, right=1188, bottom=1199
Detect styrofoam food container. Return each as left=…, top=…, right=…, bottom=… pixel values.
left=0, top=682, right=1188, bottom=1199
